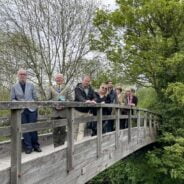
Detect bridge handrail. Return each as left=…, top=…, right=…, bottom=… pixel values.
left=0, top=101, right=160, bottom=184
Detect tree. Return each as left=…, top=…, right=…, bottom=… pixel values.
left=0, top=0, right=98, bottom=97
left=89, top=1, right=184, bottom=183
left=91, top=0, right=184, bottom=94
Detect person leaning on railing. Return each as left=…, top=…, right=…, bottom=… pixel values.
left=47, top=74, right=72, bottom=147
left=74, top=75, right=97, bottom=139
left=105, top=80, right=118, bottom=132
left=94, top=83, right=111, bottom=134
left=10, top=69, right=42, bottom=154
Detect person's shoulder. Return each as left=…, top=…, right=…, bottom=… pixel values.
left=26, top=81, right=34, bottom=86
left=75, top=83, right=82, bottom=89
left=12, top=82, right=19, bottom=88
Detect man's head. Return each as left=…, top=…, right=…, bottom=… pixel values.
left=55, top=74, right=64, bottom=85
left=17, top=69, right=27, bottom=83
left=82, top=75, right=91, bottom=88
left=106, top=80, right=113, bottom=89
left=131, top=88, right=136, bottom=95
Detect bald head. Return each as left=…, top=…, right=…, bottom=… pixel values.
left=55, top=74, right=64, bottom=85
left=17, top=69, right=27, bottom=83
left=82, top=75, right=91, bottom=87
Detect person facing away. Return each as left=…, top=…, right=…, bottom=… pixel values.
left=11, top=69, right=41, bottom=154
left=47, top=74, right=72, bottom=147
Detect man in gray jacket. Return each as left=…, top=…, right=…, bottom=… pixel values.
left=11, top=69, right=41, bottom=154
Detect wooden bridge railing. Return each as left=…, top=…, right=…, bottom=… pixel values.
left=0, top=101, right=160, bottom=184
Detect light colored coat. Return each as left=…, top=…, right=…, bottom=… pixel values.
left=47, top=84, right=72, bottom=101
left=11, top=82, right=38, bottom=111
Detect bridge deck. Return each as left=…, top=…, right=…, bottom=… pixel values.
left=0, top=128, right=156, bottom=184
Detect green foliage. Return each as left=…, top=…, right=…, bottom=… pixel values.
left=90, top=1, right=184, bottom=184
left=136, top=87, right=158, bottom=110
left=91, top=69, right=125, bottom=89
left=165, top=82, right=184, bottom=106
left=92, top=0, right=184, bottom=93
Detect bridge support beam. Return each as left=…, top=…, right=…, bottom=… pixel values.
left=66, top=108, right=74, bottom=172
left=10, top=109, right=22, bottom=184
left=97, top=108, right=102, bottom=158
left=128, top=109, right=132, bottom=143
left=115, top=108, right=120, bottom=149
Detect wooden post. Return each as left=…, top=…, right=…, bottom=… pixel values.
left=149, top=113, right=152, bottom=137
left=128, top=109, right=132, bottom=143
left=144, top=111, right=147, bottom=138
left=66, top=108, right=74, bottom=172
left=97, top=108, right=102, bottom=158
left=10, top=109, right=22, bottom=184
left=137, top=110, right=141, bottom=143
left=153, top=115, right=157, bottom=136
left=115, top=108, right=120, bottom=149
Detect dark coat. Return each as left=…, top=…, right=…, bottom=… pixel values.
left=95, top=92, right=111, bottom=104
left=74, top=83, right=97, bottom=113
left=74, top=83, right=97, bottom=102
left=107, top=89, right=118, bottom=104
left=132, top=96, right=138, bottom=106
left=95, top=92, right=111, bottom=115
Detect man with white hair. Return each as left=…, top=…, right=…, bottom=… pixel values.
left=11, top=69, right=41, bottom=154
left=48, top=73, right=72, bottom=147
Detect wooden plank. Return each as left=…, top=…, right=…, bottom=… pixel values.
left=0, top=102, right=160, bottom=116
left=102, top=115, right=116, bottom=120
left=149, top=113, right=152, bottom=137
left=97, top=108, right=102, bottom=158
left=137, top=110, right=141, bottom=144
left=128, top=110, right=132, bottom=143
left=0, top=101, right=127, bottom=110
left=144, top=112, right=147, bottom=138
left=0, top=126, right=11, bottom=136
left=10, top=109, right=22, bottom=184
left=66, top=108, right=74, bottom=172
left=119, top=115, right=128, bottom=119
left=115, top=108, right=120, bottom=149
left=75, top=116, right=97, bottom=124
left=21, top=119, right=67, bottom=133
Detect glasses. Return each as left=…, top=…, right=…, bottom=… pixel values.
left=19, top=73, right=27, bottom=76
left=101, top=86, right=107, bottom=90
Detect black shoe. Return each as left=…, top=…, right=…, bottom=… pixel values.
left=25, top=149, right=32, bottom=154
left=34, top=147, right=42, bottom=152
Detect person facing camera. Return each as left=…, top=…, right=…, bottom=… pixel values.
left=11, top=69, right=41, bottom=154
left=94, top=83, right=111, bottom=134
left=47, top=74, right=72, bottom=147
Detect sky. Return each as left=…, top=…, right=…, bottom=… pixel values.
left=100, top=0, right=117, bottom=10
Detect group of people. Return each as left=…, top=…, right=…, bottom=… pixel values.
left=10, top=69, right=138, bottom=154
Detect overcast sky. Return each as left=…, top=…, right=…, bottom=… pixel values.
left=100, top=0, right=117, bottom=10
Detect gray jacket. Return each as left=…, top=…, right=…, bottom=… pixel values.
left=11, top=82, right=38, bottom=111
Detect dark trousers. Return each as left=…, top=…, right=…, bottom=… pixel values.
left=21, top=109, right=40, bottom=150
left=120, top=109, right=128, bottom=129
left=52, top=117, right=66, bottom=147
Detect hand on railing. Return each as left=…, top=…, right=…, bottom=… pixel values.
left=85, top=100, right=96, bottom=104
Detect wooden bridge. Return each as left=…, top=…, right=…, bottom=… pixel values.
left=0, top=102, right=160, bottom=184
